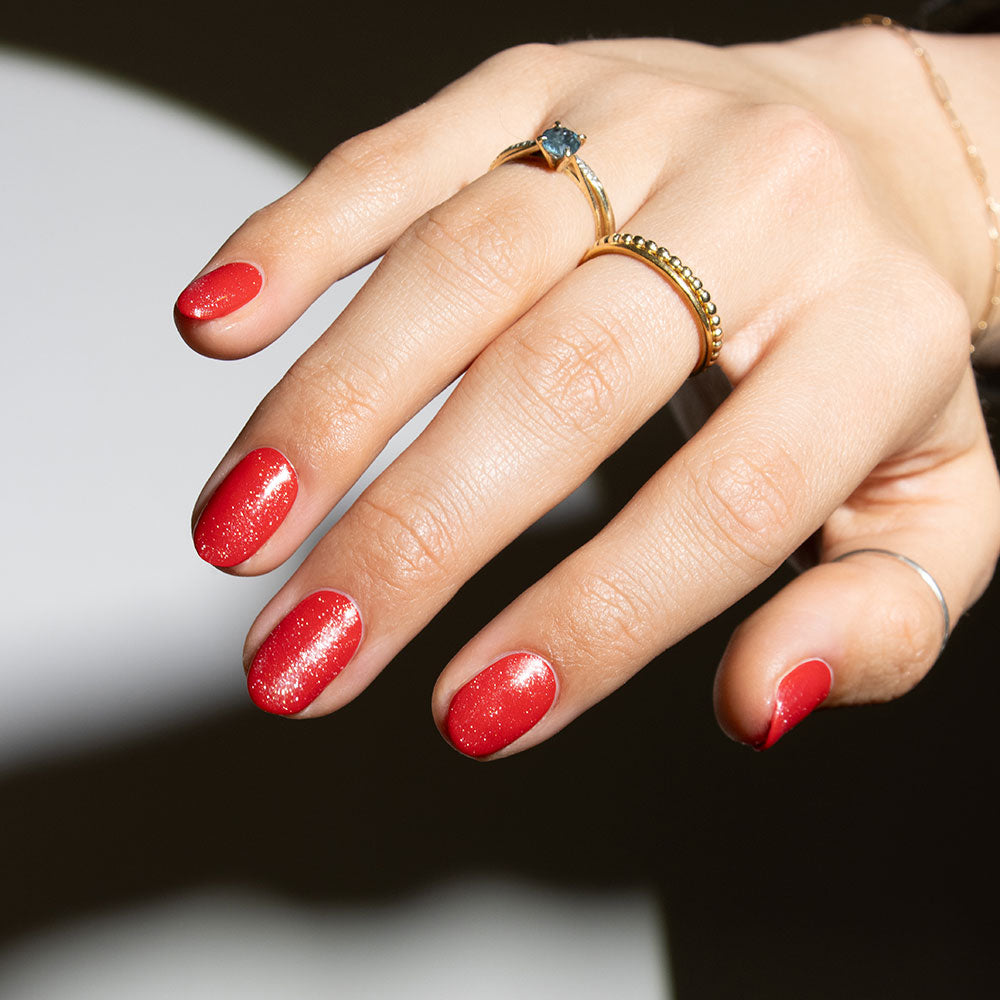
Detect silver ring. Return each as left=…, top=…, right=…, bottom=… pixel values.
left=831, top=548, right=950, bottom=657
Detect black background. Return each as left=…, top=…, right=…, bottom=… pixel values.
left=2, top=2, right=996, bottom=997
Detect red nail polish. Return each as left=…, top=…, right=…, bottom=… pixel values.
left=248, top=590, right=363, bottom=716
left=194, top=447, right=297, bottom=567
left=446, top=652, right=557, bottom=758
left=756, top=658, right=832, bottom=750
left=175, top=262, right=262, bottom=320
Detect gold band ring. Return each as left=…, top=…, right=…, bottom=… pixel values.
left=583, top=233, right=723, bottom=375
left=490, top=122, right=615, bottom=241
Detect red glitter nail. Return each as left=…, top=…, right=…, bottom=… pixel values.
left=194, top=447, right=297, bottom=567
left=175, top=262, right=262, bottom=321
left=248, top=590, right=364, bottom=716
left=755, top=658, right=832, bottom=750
left=446, top=651, right=557, bottom=758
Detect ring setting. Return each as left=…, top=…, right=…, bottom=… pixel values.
left=490, top=122, right=615, bottom=241
left=536, top=124, right=586, bottom=166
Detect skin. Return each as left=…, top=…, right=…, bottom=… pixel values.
left=179, top=26, right=1000, bottom=755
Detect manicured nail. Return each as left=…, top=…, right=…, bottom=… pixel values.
left=175, top=262, right=262, bottom=320
left=755, top=658, right=832, bottom=750
left=194, top=447, right=297, bottom=567
left=248, top=590, right=363, bottom=715
left=446, top=652, right=557, bottom=758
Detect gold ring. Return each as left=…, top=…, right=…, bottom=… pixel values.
left=583, top=233, right=723, bottom=375
left=490, top=122, right=615, bottom=241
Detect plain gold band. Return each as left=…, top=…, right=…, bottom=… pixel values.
left=583, top=233, right=723, bottom=375
left=490, top=128, right=615, bottom=241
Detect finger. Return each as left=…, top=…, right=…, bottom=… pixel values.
left=237, top=106, right=804, bottom=712
left=174, top=44, right=570, bottom=360
left=714, top=368, right=1000, bottom=749
left=190, top=92, right=693, bottom=572
left=429, top=283, right=976, bottom=757
left=234, top=103, right=950, bottom=720
left=237, top=223, right=716, bottom=715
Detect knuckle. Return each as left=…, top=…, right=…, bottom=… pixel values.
left=906, top=263, right=972, bottom=370
left=501, top=309, right=634, bottom=444
left=685, top=442, right=806, bottom=571
left=313, top=126, right=412, bottom=223
left=862, top=251, right=972, bottom=391
left=280, top=354, right=387, bottom=466
left=351, top=483, right=460, bottom=594
left=747, top=103, right=855, bottom=208
left=236, top=195, right=335, bottom=259
left=559, top=569, right=658, bottom=669
left=395, top=199, right=544, bottom=305
left=487, top=42, right=562, bottom=75
left=646, top=75, right=726, bottom=125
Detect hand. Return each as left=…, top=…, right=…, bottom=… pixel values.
left=176, top=26, right=1000, bottom=756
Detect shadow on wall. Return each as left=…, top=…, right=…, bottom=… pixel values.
left=0, top=1, right=995, bottom=996
left=1, top=404, right=996, bottom=999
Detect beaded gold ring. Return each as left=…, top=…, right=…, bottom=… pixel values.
left=583, top=233, right=723, bottom=375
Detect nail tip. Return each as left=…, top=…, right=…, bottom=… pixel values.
left=175, top=262, right=263, bottom=322
left=192, top=531, right=228, bottom=567
left=753, top=658, right=834, bottom=751
left=192, top=527, right=246, bottom=568
left=444, top=652, right=557, bottom=758
left=247, top=681, right=301, bottom=717
left=444, top=715, right=488, bottom=759
left=192, top=448, right=297, bottom=567
left=245, top=590, right=363, bottom=719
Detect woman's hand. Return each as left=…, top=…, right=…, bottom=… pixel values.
left=176, top=26, right=1000, bottom=756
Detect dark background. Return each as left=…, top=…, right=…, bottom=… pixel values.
left=2, top=2, right=997, bottom=997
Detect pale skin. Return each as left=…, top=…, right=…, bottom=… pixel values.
left=180, top=26, right=1000, bottom=754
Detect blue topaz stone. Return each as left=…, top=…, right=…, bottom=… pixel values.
left=539, top=125, right=581, bottom=160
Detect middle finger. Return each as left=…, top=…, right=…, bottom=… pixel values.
left=191, top=98, right=678, bottom=572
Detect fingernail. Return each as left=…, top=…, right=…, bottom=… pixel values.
left=194, top=447, right=297, bottom=567
left=755, top=658, right=832, bottom=750
left=175, top=262, right=262, bottom=320
left=248, top=590, right=363, bottom=715
left=445, top=652, right=557, bottom=758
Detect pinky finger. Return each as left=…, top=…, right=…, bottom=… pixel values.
left=715, top=384, right=1000, bottom=750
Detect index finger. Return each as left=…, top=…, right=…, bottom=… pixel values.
left=173, top=45, right=564, bottom=359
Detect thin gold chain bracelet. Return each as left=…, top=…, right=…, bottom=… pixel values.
left=850, top=14, right=1000, bottom=350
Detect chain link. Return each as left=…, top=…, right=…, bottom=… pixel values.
left=851, top=14, right=1000, bottom=346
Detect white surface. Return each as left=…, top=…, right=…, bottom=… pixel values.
left=0, top=47, right=668, bottom=1000
left=0, top=881, right=669, bottom=999
left=0, top=45, right=601, bottom=769
left=0, top=47, right=427, bottom=766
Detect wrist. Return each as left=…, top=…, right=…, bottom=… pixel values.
left=915, top=30, right=1000, bottom=364
left=763, top=26, right=1000, bottom=359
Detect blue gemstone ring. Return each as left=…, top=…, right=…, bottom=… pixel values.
left=490, top=122, right=615, bottom=241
